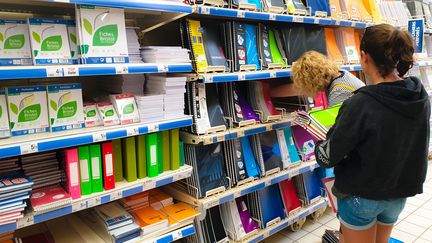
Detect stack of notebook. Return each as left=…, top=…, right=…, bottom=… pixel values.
left=30, top=185, right=72, bottom=215
left=294, top=105, right=342, bottom=140
left=95, top=202, right=141, bottom=242
left=291, top=125, right=317, bottom=161
left=184, top=143, right=230, bottom=198
left=0, top=173, right=33, bottom=225
left=135, top=94, right=165, bottom=123
left=195, top=207, right=229, bottom=243
left=378, top=1, right=411, bottom=26
left=145, top=74, right=187, bottom=120
left=126, top=28, right=143, bottom=63
left=294, top=170, right=323, bottom=207
left=20, top=152, right=62, bottom=190
left=140, top=46, right=190, bottom=64
left=247, top=184, right=285, bottom=229
left=0, top=157, right=20, bottom=174
left=220, top=197, right=259, bottom=241
left=247, top=81, right=279, bottom=122
left=185, top=82, right=227, bottom=135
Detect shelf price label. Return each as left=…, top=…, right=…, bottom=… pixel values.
left=110, top=191, right=123, bottom=201
left=205, top=199, right=219, bottom=209
left=143, top=179, right=156, bottom=190
left=115, top=65, right=129, bottom=74
left=239, top=73, right=246, bottom=81
left=237, top=10, right=245, bottom=18
left=63, top=66, right=79, bottom=76
left=172, top=230, right=183, bottom=241
left=21, top=143, right=38, bottom=155
left=293, top=16, right=304, bottom=23
left=314, top=18, right=321, bottom=24
left=72, top=201, right=87, bottom=212
left=93, top=132, right=107, bottom=142
left=201, top=6, right=211, bottom=15
left=148, top=124, right=159, bottom=133
left=87, top=197, right=101, bottom=208
left=46, top=66, right=63, bottom=77
left=127, top=127, right=139, bottom=136
left=17, top=215, right=34, bottom=229
left=269, top=13, right=276, bottom=21
left=157, top=64, right=169, bottom=72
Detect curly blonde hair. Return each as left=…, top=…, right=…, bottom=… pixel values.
left=292, top=51, right=340, bottom=98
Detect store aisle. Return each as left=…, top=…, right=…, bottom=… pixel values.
left=265, top=163, right=432, bottom=243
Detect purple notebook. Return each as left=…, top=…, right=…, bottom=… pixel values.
left=238, top=95, right=260, bottom=122
left=291, top=125, right=318, bottom=161
left=236, top=197, right=259, bottom=233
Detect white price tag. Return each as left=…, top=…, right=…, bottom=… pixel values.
left=265, top=180, right=271, bottom=186
left=173, top=230, right=183, bottom=240
left=293, top=16, right=304, bottom=23
left=115, top=65, right=129, bottom=74
left=143, top=179, right=156, bottom=190
left=21, top=143, right=38, bottom=155
left=110, top=191, right=122, bottom=201
left=63, top=66, right=79, bottom=76
left=127, top=127, right=139, bottom=136
left=269, top=13, right=276, bottom=21
left=46, top=66, right=63, bottom=77
left=237, top=130, right=245, bottom=137
left=17, top=215, right=34, bottom=228
left=270, top=71, right=276, bottom=78
left=72, top=201, right=87, bottom=212
left=148, top=124, right=159, bottom=133
left=314, top=18, right=321, bottom=24
left=351, top=22, right=356, bottom=27
left=234, top=191, right=242, bottom=198
left=217, top=135, right=225, bottom=142
left=201, top=6, right=211, bottom=14
left=206, top=199, right=219, bottom=208
left=157, top=64, right=168, bottom=72
left=93, top=132, right=107, bottom=142
left=87, top=197, right=101, bottom=208
left=173, top=173, right=183, bottom=182
left=239, top=73, right=246, bottom=81
left=237, top=10, right=245, bottom=18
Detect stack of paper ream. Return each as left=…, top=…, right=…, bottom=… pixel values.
left=21, top=152, right=63, bottom=189
left=126, top=28, right=143, bottom=63
left=0, top=158, right=20, bottom=174
left=140, top=46, right=190, bottom=63
left=101, top=74, right=145, bottom=95
left=146, top=74, right=186, bottom=120
left=135, top=94, right=164, bottom=123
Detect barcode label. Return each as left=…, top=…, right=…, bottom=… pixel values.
left=17, top=215, right=34, bottom=228
left=93, top=132, right=107, bottom=142
left=148, top=124, right=159, bottom=133
left=201, top=6, right=210, bottom=14
left=63, top=66, right=79, bottom=76
left=114, top=57, right=125, bottom=63
left=46, top=67, right=63, bottom=77
left=157, top=64, right=168, bottom=72
left=115, top=65, right=128, bottom=74
left=237, top=10, right=245, bottom=18
left=269, top=13, right=276, bottom=21
left=314, top=18, right=320, bottom=24
left=127, top=127, right=139, bottom=136
left=293, top=16, right=303, bottom=23
left=72, top=201, right=87, bottom=212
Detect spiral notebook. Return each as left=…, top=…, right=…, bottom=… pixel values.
left=30, top=185, right=72, bottom=214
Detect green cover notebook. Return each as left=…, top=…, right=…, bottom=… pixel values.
left=269, top=29, right=287, bottom=68
left=89, top=144, right=103, bottom=193
left=170, top=129, right=180, bottom=170
left=112, top=139, right=123, bottom=182
left=162, top=131, right=171, bottom=171
left=122, top=137, right=137, bottom=182
left=157, top=132, right=163, bottom=174
left=136, top=135, right=147, bottom=179
left=78, top=146, right=92, bottom=195
left=309, top=104, right=342, bottom=130
left=146, top=133, right=160, bottom=178
left=180, top=140, right=185, bottom=167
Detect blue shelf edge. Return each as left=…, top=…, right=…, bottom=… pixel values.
left=68, top=0, right=193, bottom=13
left=0, top=117, right=192, bottom=159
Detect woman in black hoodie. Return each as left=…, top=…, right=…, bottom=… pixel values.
left=315, top=24, right=430, bottom=243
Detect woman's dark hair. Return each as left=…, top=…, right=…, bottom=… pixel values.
left=360, top=24, right=414, bottom=78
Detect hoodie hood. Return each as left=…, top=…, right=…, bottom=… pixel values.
left=358, top=77, right=430, bottom=119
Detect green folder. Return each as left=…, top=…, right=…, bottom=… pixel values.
left=180, top=140, right=185, bottom=167
left=170, top=129, right=180, bottom=170
left=157, top=132, right=163, bottom=174
left=269, top=29, right=287, bottom=68
left=136, top=135, right=147, bottom=179
left=162, top=131, right=171, bottom=171
left=89, top=144, right=103, bottom=193
left=78, top=146, right=92, bottom=195
left=309, top=104, right=342, bottom=130
left=146, top=133, right=160, bottom=178
left=112, top=139, right=123, bottom=182
left=122, top=137, right=138, bottom=182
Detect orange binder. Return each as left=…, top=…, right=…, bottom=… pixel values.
left=132, top=207, right=169, bottom=234
left=324, top=28, right=344, bottom=63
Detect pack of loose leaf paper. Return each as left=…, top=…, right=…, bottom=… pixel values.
left=28, top=18, right=73, bottom=65
left=47, top=83, right=85, bottom=132
left=0, top=19, right=32, bottom=66
left=76, top=5, right=128, bottom=64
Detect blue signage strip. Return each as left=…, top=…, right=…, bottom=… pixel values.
left=408, top=19, right=424, bottom=53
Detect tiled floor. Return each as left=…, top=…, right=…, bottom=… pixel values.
left=265, top=163, right=432, bottom=243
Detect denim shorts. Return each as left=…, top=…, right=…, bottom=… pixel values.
left=337, top=196, right=407, bottom=230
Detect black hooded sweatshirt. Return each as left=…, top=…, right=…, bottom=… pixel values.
left=315, top=77, right=431, bottom=200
